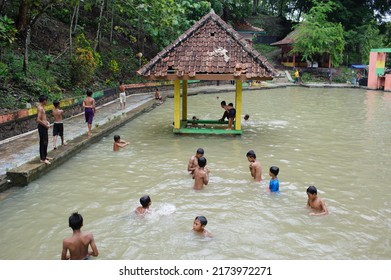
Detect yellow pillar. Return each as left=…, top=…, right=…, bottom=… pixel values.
left=182, top=80, right=188, bottom=120
left=235, top=80, right=242, bottom=131
left=174, top=80, right=181, bottom=129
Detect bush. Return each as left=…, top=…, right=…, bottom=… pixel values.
left=70, top=33, right=101, bottom=86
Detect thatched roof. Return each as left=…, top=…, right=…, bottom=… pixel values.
left=137, top=10, right=278, bottom=81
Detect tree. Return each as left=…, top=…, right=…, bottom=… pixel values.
left=291, top=0, right=345, bottom=67
left=15, top=0, right=62, bottom=74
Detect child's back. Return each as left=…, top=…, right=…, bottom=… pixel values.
left=193, top=157, right=209, bottom=190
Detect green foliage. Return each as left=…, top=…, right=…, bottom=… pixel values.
left=0, top=15, right=17, bottom=49
left=291, top=1, right=345, bottom=67
left=70, top=33, right=101, bottom=85
left=252, top=43, right=279, bottom=61
left=344, top=21, right=384, bottom=64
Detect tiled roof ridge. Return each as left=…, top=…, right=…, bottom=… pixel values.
left=137, top=10, right=278, bottom=77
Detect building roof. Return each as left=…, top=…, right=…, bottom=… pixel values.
left=137, top=10, right=278, bottom=81
left=233, top=20, right=265, bottom=33
left=270, top=29, right=298, bottom=46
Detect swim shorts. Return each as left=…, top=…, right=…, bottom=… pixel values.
left=85, top=108, right=94, bottom=124
left=119, top=92, right=126, bottom=103
left=52, top=122, right=64, bottom=137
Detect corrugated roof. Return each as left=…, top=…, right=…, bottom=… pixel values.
left=137, top=10, right=278, bottom=80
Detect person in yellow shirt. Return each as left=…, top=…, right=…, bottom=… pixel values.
left=294, top=69, right=299, bottom=83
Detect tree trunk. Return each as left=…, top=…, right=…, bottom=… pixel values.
left=0, top=0, right=7, bottom=15
left=73, top=1, right=80, bottom=33
left=94, top=0, right=105, bottom=51
left=23, top=25, right=31, bottom=74
left=17, top=0, right=29, bottom=31
left=110, top=0, right=115, bottom=44
left=70, top=2, right=80, bottom=57
left=252, top=0, right=259, bottom=16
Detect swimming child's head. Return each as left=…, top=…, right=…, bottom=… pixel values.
left=244, top=114, right=250, bottom=120
left=196, top=148, right=204, bottom=156
left=69, top=212, right=83, bottom=230
left=246, top=150, right=256, bottom=160
left=197, top=156, right=207, bottom=168
left=140, top=195, right=151, bottom=208
left=193, top=215, right=208, bottom=232
left=53, top=100, right=60, bottom=108
left=306, top=186, right=317, bottom=195
left=269, top=166, right=279, bottom=176
left=114, top=135, right=121, bottom=142
left=192, top=116, right=199, bottom=120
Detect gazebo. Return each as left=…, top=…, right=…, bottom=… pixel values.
left=137, top=10, right=278, bottom=135
left=271, top=29, right=331, bottom=68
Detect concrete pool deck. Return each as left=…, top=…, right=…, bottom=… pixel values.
left=0, top=81, right=362, bottom=194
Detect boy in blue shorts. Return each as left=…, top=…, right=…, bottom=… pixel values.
left=269, top=166, right=279, bottom=192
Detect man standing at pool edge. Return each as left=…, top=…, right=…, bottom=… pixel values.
left=36, top=95, right=52, bottom=164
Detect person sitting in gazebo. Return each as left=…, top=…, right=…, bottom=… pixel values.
left=227, top=103, right=236, bottom=130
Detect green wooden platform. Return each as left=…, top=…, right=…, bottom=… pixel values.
left=173, top=119, right=242, bottom=135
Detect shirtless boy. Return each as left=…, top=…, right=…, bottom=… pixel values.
left=154, top=87, right=163, bottom=104
left=119, top=81, right=126, bottom=110
left=52, top=100, right=67, bottom=149
left=192, top=156, right=209, bottom=190
left=113, top=135, right=129, bottom=151
left=61, top=212, right=99, bottom=260
left=306, top=186, right=329, bottom=216
left=246, top=150, right=262, bottom=182
left=188, top=148, right=204, bottom=174
left=135, top=195, right=151, bottom=217
left=36, top=95, right=52, bottom=164
left=192, top=216, right=212, bottom=237
left=83, top=90, right=96, bottom=136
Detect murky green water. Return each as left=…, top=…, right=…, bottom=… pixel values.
left=0, top=87, right=390, bottom=260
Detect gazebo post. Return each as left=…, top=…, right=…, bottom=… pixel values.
left=235, top=80, right=242, bottom=131
left=182, top=80, right=188, bottom=121
left=173, top=80, right=181, bottom=129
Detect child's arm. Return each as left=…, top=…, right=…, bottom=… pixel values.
left=88, top=234, right=99, bottom=257
left=188, top=158, right=195, bottom=172
left=61, top=241, right=69, bottom=260
left=203, top=172, right=209, bottom=185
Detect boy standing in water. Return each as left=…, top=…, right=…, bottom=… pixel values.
left=52, top=100, right=67, bottom=149
left=188, top=148, right=204, bottom=174
left=36, top=95, right=52, bottom=164
left=135, top=195, right=152, bottom=217
left=192, top=157, right=209, bottom=190
left=246, top=150, right=262, bottom=182
left=113, top=135, right=129, bottom=151
left=61, top=212, right=99, bottom=260
left=306, top=186, right=329, bottom=216
left=269, top=166, right=280, bottom=192
left=192, top=216, right=212, bottom=237
left=83, top=90, right=96, bottom=137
